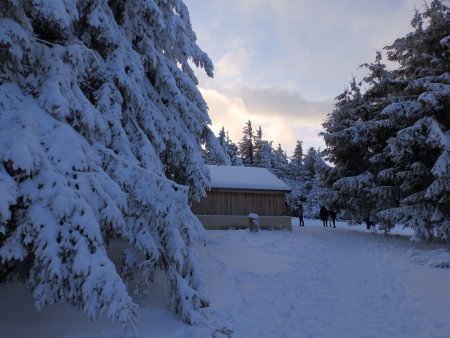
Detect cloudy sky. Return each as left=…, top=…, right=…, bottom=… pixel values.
left=184, top=0, right=421, bottom=155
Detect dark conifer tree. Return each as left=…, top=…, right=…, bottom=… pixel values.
left=377, top=0, right=450, bottom=239
left=322, top=0, right=450, bottom=240
left=292, top=141, right=304, bottom=168
left=239, top=120, right=255, bottom=165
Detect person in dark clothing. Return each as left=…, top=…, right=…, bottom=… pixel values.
left=319, top=206, right=328, bottom=227
left=364, top=217, right=374, bottom=230
left=329, top=210, right=337, bottom=228
left=297, top=203, right=305, bottom=227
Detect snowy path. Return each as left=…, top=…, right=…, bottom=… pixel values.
left=198, top=221, right=450, bottom=338
left=1, top=220, right=450, bottom=338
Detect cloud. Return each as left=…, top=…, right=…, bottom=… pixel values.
left=200, top=86, right=329, bottom=155
left=199, top=87, right=250, bottom=141
left=186, top=0, right=422, bottom=154
left=230, top=86, right=333, bottom=121
left=215, top=38, right=254, bottom=80
left=188, top=0, right=420, bottom=98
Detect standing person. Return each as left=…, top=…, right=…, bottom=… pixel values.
left=364, top=217, right=374, bottom=230
left=297, top=203, right=305, bottom=227
left=319, top=206, right=328, bottom=227
left=329, top=210, right=337, bottom=228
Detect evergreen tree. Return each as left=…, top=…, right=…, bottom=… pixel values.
left=218, top=127, right=227, bottom=146
left=202, top=127, right=231, bottom=165
left=284, top=140, right=303, bottom=180
left=0, top=0, right=223, bottom=328
left=321, top=0, right=450, bottom=240
left=284, top=146, right=327, bottom=218
left=273, top=144, right=288, bottom=172
left=204, top=127, right=241, bottom=166
left=253, top=126, right=263, bottom=165
left=253, top=126, right=275, bottom=168
left=377, top=0, right=450, bottom=240
left=304, top=172, right=327, bottom=219
left=255, top=126, right=263, bottom=146
left=257, top=140, right=275, bottom=168
left=320, top=78, right=376, bottom=222
left=224, top=132, right=243, bottom=166
left=283, top=141, right=304, bottom=211
left=239, top=120, right=254, bottom=165
left=303, top=147, right=319, bottom=178
left=321, top=50, right=408, bottom=224
left=292, top=141, right=304, bottom=168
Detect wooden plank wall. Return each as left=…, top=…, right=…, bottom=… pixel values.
left=191, top=190, right=289, bottom=216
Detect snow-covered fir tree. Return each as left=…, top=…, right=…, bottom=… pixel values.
left=321, top=0, right=450, bottom=240
left=224, top=131, right=243, bottom=166
left=303, top=147, right=321, bottom=179
left=217, top=127, right=227, bottom=147
left=377, top=0, right=450, bottom=240
left=253, top=126, right=263, bottom=165
left=284, top=146, right=327, bottom=218
left=203, top=127, right=240, bottom=166
left=232, top=121, right=325, bottom=218
left=272, top=143, right=289, bottom=175
left=320, top=72, right=392, bottom=223
left=291, top=141, right=303, bottom=170
left=254, top=140, right=275, bottom=168
left=216, top=128, right=242, bottom=166
left=253, top=126, right=275, bottom=168
left=238, top=120, right=254, bottom=165
left=283, top=140, right=304, bottom=211
left=0, top=0, right=225, bottom=329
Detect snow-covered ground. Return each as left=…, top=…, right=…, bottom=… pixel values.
left=2, top=219, right=450, bottom=338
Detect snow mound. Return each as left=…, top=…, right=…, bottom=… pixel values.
left=407, top=248, right=450, bottom=269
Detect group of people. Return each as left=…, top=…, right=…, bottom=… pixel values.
left=319, top=206, right=336, bottom=228
left=295, top=203, right=337, bottom=228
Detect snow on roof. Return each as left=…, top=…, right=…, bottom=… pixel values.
left=207, top=165, right=291, bottom=192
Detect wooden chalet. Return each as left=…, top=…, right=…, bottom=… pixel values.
left=191, top=165, right=292, bottom=230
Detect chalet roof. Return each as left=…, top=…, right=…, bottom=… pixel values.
left=207, top=165, right=291, bottom=192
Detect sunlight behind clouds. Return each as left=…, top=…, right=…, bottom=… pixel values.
left=186, top=0, right=420, bottom=155
left=215, top=40, right=254, bottom=80
left=200, top=86, right=329, bottom=155
left=200, top=87, right=251, bottom=141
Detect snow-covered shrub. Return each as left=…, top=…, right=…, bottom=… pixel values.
left=407, top=249, right=450, bottom=269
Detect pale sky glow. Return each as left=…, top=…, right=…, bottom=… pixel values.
left=184, top=0, right=420, bottom=155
